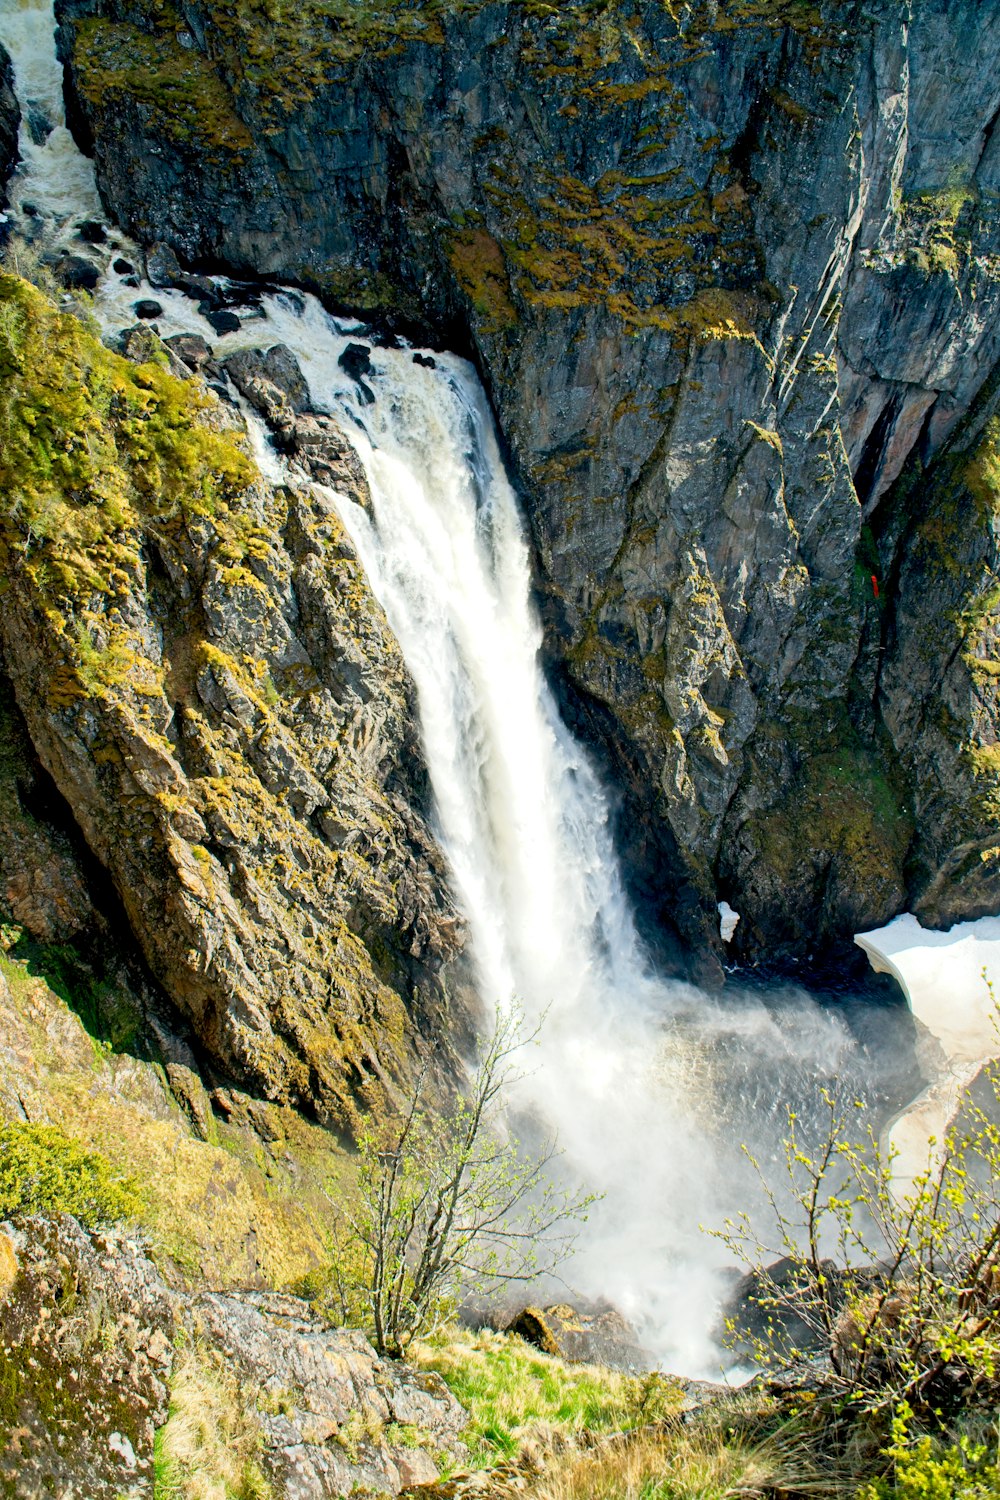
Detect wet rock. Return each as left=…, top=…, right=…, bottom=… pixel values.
left=145, top=238, right=184, bottom=287
left=0, top=1214, right=175, bottom=1499
left=0, top=46, right=19, bottom=202
left=340, top=341, right=374, bottom=380
left=146, top=238, right=219, bottom=304
left=77, top=217, right=106, bottom=243
left=505, top=1302, right=650, bottom=1373
left=205, top=306, right=241, bottom=334
left=291, top=408, right=372, bottom=497
left=133, top=297, right=162, bottom=320
left=57, top=251, right=100, bottom=290
left=24, top=103, right=52, bottom=146
left=413, top=352, right=436, bottom=370
left=224, top=344, right=310, bottom=437
left=164, top=330, right=214, bottom=372
left=112, top=255, right=134, bottom=274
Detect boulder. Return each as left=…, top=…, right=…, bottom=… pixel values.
left=163, top=330, right=214, bottom=373
left=224, top=344, right=310, bottom=437
left=56, top=252, right=100, bottom=290
left=505, top=1301, right=650, bottom=1372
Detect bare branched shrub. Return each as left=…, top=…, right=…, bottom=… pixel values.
left=336, top=1007, right=595, bottom=1358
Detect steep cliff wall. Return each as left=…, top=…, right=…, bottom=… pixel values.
left=44, top=0, right=1000, bottom=961
left=0, top=274, right=464, bottom=1124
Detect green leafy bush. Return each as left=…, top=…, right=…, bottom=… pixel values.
left=862, top=1403, right=1000, bottom=1500
left=0, top=1121, right=143, bottom=1226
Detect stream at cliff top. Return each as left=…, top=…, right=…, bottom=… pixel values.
left=2, top=0, right=928, bottom=1375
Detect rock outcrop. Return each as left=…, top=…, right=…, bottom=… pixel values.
left=0, top=272, right=464, bottom=1126
left=198, top=1291, right=466, bottom=1496
left=50, top=0, right=1000, bottom=962
left=0, top=1214, right=175, bottom=1499
left=0, top=44, right=17, bottom=202
left=504, top=1302, right=649, bottom=1373
left=0, top=1211, right=467, bottom=1499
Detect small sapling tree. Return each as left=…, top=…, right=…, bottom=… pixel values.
left=337, top=1007, right=594, bottom=1358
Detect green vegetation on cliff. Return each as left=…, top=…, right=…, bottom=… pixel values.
left=0, top=272, right=255, bottom=696
left=0, top=1120, right=141, bottom=1226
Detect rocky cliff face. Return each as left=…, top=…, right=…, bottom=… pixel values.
left=0, top=273, right=464, bottom=1125
left=49, top=0, right=1000, bottom=964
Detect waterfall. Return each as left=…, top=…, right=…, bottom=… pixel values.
left=1, top=0, right=911, bottom=1376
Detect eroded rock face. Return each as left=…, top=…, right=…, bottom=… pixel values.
left=0, top=1214, right=175, bottom=1499
left=0, top=275, right=464, bottom=1127
left=51, top=0, right=1000, bottom=960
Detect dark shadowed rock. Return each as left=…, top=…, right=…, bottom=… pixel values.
left=0, top=47, right=20, bottom=200
left=205, top=306, right=240, bottom=334
left=340, top=341, right=373, bottom=380
left=56, top=251, right=100, bottom=289
left=77, top=217, right=106, bottom=243
left=133, top=297, right=162, bottom=320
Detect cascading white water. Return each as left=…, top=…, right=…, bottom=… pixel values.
left=1, top=0, right=916, bottom=1374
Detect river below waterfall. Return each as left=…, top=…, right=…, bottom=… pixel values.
left=1, top=0, right=927, bottom=1376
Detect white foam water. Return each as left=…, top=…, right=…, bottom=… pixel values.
left=1, top=0, right=918, bottom=1374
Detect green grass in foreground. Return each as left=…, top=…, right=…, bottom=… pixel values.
left=412, top=1328, right=684, bottom=1468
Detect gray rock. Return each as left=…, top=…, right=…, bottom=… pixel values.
left=0, top=1215, right=467, bottom=1500
left=224, top=344, right=311, bottom=437
left=196, top=1291, right=467, bottom=1497
left=53, top=0, right=1000, bottom=960
left=163, top=330, right=215, bottom=372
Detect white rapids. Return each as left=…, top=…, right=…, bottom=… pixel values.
left=1, top=0, right=926, bottom=1374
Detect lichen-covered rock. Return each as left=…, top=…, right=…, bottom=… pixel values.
left=0, top=272, right=464, bottom=1126
left=0, top=1213, right=175, bottom=1499
left=196, top=1291, right=467, bottom=1497
left=0, top=45, right=17, bottom=206
left=53, top=0, right=1000, bottom=960
left=0, top=1213, right=468, bottom=1500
